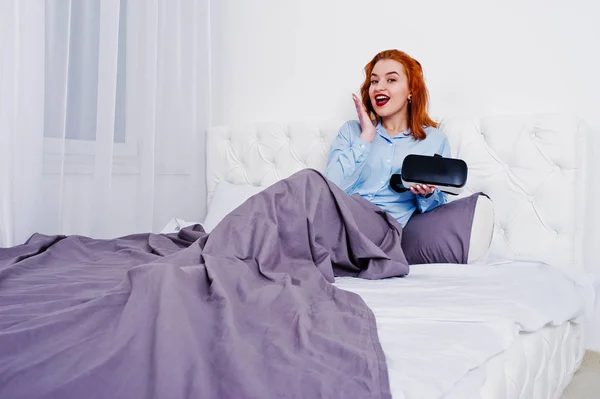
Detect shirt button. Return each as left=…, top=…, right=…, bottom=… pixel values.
left=386, top=159, right=391, bottom=163
left=389, top=144, right=393, bottom=147
left=360, top=144, right=365, bottom=148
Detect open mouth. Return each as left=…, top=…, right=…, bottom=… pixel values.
left=374, top=95, right=390, bottom=107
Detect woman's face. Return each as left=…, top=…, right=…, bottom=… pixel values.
left=368, top=59, right=410, bottom=119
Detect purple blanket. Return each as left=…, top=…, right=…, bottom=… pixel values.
left=0, top=169, right=409, bottom=399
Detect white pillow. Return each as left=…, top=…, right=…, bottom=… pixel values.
left=202, top=181, right=267, bottom=232
left=467, top=194, right=495, bottom=263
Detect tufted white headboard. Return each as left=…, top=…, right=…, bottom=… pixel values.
left=206, top=114, right=590, bottom=271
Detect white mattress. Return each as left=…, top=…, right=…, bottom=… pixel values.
left=333, top=260, right=598, bottom=399
left=444, top=321, right=585, bottom=399
left=479, top=321, right=584, bottom=398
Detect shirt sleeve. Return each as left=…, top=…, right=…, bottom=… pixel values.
left=324, top=122, right=371, bottom=193
left=416, top=136, right=451, bottom=213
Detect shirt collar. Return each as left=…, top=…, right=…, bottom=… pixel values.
left=376, top=122, right=411, bottom=141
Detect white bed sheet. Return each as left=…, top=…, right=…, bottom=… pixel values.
left=333, top=260, right=598, bottom=399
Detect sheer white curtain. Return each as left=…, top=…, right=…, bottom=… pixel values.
left=0, top=0, right=209, bottom=247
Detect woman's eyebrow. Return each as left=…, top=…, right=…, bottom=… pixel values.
left=371, top=71, right=400, bottom=77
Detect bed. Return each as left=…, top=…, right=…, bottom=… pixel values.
left=199, top=113, right=598, bottom=398
left=0, top=114, right=597, bottom=399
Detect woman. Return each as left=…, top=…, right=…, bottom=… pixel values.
left=325, top=49, right=451, bottom=228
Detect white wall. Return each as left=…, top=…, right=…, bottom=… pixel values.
left=209, top=0, right=600, bottom=349
left=210, top=0, right=599, bottom=126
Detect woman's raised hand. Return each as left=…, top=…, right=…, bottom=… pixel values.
left=352, top=94, right=376, bottom=142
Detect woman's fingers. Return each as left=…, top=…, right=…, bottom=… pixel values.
left=353, top=94, right=376, bottom=140
left=352, top=94, right=368, bottom=118
left=353, top=95, right=364, bottom=117
left=410, top=184, right=436, bottom=195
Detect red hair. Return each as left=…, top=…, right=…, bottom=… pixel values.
left=360, top=49, right=437, bottom=140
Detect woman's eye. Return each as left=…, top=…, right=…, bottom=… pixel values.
left=388, top=79, right=396, bottom=83
left=371, top=80, right=378, bottom=84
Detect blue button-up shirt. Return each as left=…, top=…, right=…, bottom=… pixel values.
left=325, top=120, right=451, bottom=227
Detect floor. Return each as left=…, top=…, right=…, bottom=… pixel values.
left=561, top=351, right=600, bottom=399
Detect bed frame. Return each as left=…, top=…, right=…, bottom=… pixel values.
left=206, top=114, right=591, bottom=398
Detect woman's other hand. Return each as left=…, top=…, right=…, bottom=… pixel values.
left=410, top=184, right=436, bottom=196
left=352, top=94, right=376, bottom=142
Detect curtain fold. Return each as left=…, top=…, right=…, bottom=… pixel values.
left=0, top=0, right=209, bottom=247
left=91, top=0, right=120, bottom=237
left=0, top=1, right=46, bottom=247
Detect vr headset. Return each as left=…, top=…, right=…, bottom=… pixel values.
left=390, top=154, right=468, bottom=195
